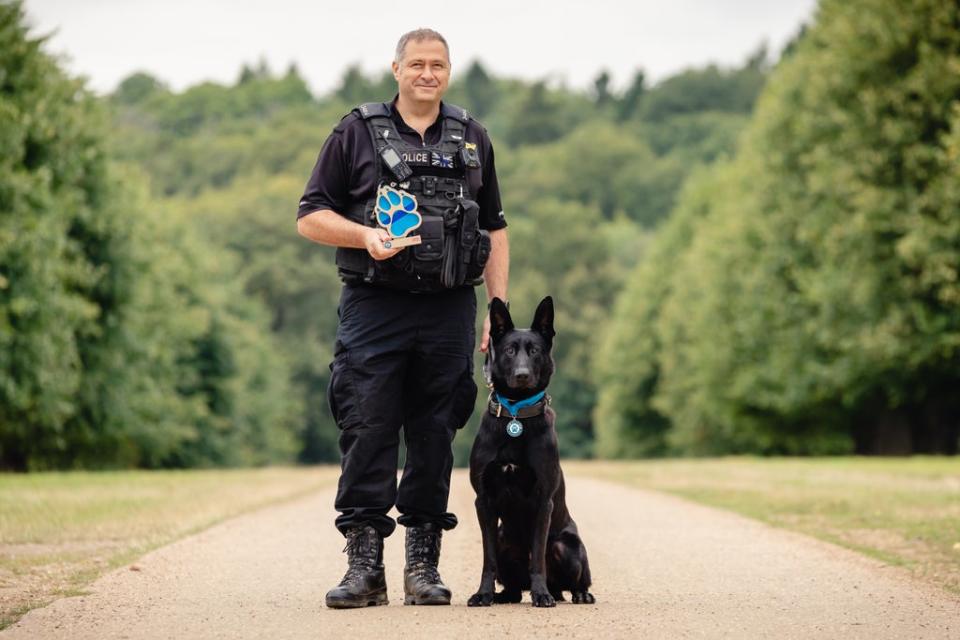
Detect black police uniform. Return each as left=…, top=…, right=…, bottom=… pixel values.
left=298, top=98, right=506, bottom=538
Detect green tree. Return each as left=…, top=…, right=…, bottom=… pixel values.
left=506, top=82, right=565, bottom=146
left=112, top=72, right=167, bottom=104
left=501, top=120, right=685, bottom=227
left=0, top=2, right=298, bottom=469
left=592, top=70, right=613, bottom=107
left=639, top=53, right=766, bottom=122
left=335, top=64, right=395, bottom=105
left=593, top=167, right=726, bottom=456
left=616, top=69, right=646, bottom=121
left=0, top=2, right=119, bottom=468
left=164, top=173, right=343, bottom=463
left=599, top=0, right=960, bottom=456
left=461, top=60, right=498, bottom=118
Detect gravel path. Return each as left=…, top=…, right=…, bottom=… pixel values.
left=3, top=470, right=957, bottom=639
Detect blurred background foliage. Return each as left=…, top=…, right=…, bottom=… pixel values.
left=1, top=0, right=957, bottom=470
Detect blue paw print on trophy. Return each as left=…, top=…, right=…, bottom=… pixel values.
left=376, top=185, right=422, bottom=238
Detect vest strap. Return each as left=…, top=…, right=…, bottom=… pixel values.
left=440, top=103, right=471, bottom=123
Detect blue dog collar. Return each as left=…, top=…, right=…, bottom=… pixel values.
left=495, top=391, right=546, bottom=417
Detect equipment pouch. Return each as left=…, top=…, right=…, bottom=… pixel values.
left=454, top=199, right=481, bottom=285
left=465, top=229, right=491, bottom=283
left=458, top=199, right=480, bottom=255
left=412, top=215, right=444, bottom=271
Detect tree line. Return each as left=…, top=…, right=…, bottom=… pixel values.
left=594, top=0, right=960, bottom=457
left=1, top=3, right=297, bottom=469
left=3, top=0, right=953, bottom=470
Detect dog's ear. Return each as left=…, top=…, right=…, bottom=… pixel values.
left=532, top=296, right=555, bottom=343
left=489, top=297, right=514, bottom=342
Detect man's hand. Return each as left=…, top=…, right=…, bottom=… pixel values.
left=479, top=313, right=491, bottom=353
left=364, top=228, right=404, bottom=261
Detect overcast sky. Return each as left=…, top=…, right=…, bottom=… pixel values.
left=24, top=0, right=818, bottom=96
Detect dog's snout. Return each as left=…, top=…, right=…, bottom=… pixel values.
left=515, top=369, right=530, bottom=383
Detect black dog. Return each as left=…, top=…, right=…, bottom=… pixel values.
left=467, top=297, right=595, bottom=608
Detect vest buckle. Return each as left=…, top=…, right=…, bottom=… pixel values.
left=422, top=176, right=436, bottom=197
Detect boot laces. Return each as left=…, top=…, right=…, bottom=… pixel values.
left=408, top=529, right=442, bottom=583
left=341, top=528, right=378, bottom=582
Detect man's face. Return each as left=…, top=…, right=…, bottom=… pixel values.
left=392, top=38, right=450, bottom=106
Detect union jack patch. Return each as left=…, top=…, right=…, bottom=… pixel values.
left=431, top=152, right=454, bottom=169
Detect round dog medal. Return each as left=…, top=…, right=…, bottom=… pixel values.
left=506, top=419, right=524, bottom=438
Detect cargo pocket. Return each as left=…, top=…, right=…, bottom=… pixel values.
left=327, top=352, right=353, bottom=427
left=451, top=355, right=479, bottom=429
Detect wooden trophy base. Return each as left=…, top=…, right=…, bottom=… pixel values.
left=384, top=235, right=422, bottom=249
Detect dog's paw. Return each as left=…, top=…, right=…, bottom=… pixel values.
left=571, top=590, right=595, bottom=604
left=467, top=591, right=494, bottom=607
left=493, top=589, right=522, bottom=604
left=531, top=590, right=556, bottom=608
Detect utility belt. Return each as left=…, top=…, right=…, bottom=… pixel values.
left=334, top=101, right=491, bottom=293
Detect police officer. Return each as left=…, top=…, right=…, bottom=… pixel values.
left=296, top=28, right=509, bottom=608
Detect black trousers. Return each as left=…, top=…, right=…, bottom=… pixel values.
left=328, top=283, right=478, bottom=538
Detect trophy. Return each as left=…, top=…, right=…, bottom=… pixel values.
left=376, top=184, right=423, bottom=249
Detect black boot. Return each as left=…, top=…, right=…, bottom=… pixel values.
left=325, top=525, right=388, bottom=609
left=403, top=523, right=451, bottom=605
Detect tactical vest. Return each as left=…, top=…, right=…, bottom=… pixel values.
left=335, top=102, right=491, bottom=292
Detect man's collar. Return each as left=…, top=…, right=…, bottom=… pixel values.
left=389, top=95, right=445, bottom=133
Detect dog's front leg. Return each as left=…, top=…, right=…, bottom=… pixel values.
left=467, top=497, right=499, bottom=607
left=529, top=495, right=556, bottom=607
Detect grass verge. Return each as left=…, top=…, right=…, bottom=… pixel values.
left=565, top=457, right=960, bottom=595
left=0, top=466, right=338, bottom=629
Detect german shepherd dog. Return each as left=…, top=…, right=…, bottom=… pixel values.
left=467, top=297, right=595, bottom=607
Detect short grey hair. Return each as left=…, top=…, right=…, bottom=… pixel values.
left=394, top=28, right=450, bottom=64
